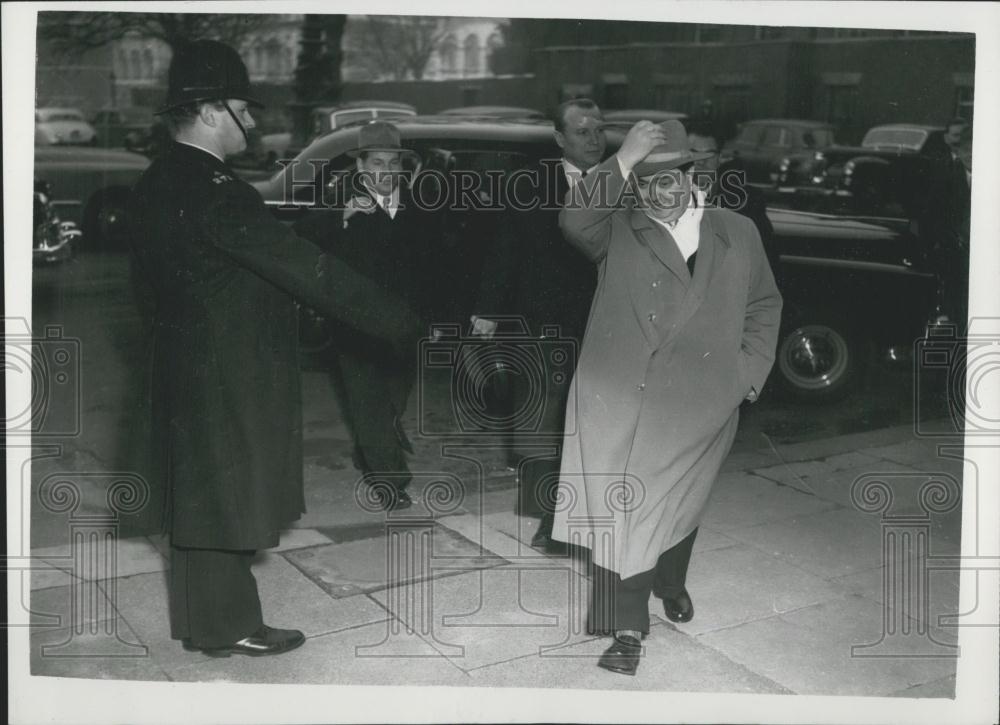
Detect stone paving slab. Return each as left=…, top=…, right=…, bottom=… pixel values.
left=697, top=596, right=959, bottom=696
left=164, top=620, right=471, bottom=685
left=650, top=543, right=847, bottom=636
left=829, top=565, right=961, bottom=643
left=723, top=508, right=886, bottom=580
left=30, top=617, right=165, bottom=681
left=700, top=472, right=840, bottom=531
left=890, top=673, right=957, bottom=699
left=31, top=536, right=168, bottom=582
left=28, top=581, right=114, bottom=629
left=467, top=622, right=792, bottom=693
left=283, top=524, right=508, bottom=599
left=370, top=567, right=593, bottom=671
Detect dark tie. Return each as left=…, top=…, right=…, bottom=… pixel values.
left=686, top=251, right=697, bottom=276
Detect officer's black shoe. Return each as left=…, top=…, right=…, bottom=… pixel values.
left=530, top=513, right=554, bottom=548
left=597, top=634, right=642, bottom=676
left=662, top=588, right=695, bottom=623
left=182, top=625, right=305, bottom=657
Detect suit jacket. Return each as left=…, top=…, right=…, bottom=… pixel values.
left=294, top=182, right=444, bottom=447
left=551, top=156, right=783, bottom=577
left=126, top=143, right=421, bottom=549
left=476, top=159, right=597, bottom=342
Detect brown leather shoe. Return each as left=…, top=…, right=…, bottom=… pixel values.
left=662, top=588, right=695, bottom=623
left=183, top=625, right=305, bottom=657
left=597, top=634, right=642, bottom=676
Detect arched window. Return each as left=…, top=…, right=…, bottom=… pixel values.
left=254, top=46, right=264, bottom=74
left=129, top=49, right=141, bottom=80
left=117, top=49, right=129, bottom=79
left=440, top=34, right=457, bottom=74
left=282, top=47, right=293, bottom=76
left=142, top=48, right=154, bottom=78
left=463, top=34, right=480, bottom=75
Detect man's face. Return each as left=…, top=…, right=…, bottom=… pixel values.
left=555, top=106, right=607, bottom=170
left=217, top=99, right=256, bottom=155
left=636, top=167, right=693, bottom=223
left=944, top=122, right=966, bottom=148
left=357, top=151, right=403, bottom=196
left=688, top=132, right=720, bottom=190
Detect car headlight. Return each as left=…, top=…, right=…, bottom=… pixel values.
left=843, top=160, right=855, bottom=175
left=814, top=151, right=825, bottom=162
left=779, top=157, right=790, bottom=172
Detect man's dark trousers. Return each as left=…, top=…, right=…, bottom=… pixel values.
left=588, top=528, right=699, bottom=634
left=169, top=546, right=263, bottom=647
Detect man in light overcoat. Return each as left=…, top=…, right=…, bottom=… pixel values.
left=552, top=119, right=782, bottom=675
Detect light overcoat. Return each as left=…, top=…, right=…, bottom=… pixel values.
left=551, top=157, right=782, bottom=578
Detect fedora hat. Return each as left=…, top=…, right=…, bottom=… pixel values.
left=157, top=40, right=262, bottom=114
left=631, top=119, right=715, bottom=177
left=346, top=121, right=419, bottom=162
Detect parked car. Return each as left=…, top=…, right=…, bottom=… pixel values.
left=438, top=106, right=545, bottom=120
left=33, top=144, right=150, bottom=250
left=776, top=124, right=955, bottom=217
left=33, top=179, right=82, bottom=263
left=721, top=119, right=836, bottom=186
left=601, top=109, right=689, bottom=126
left=35, top=107, right=98, bottom=146
left=257, top=116, right=951, bottom=402
left=90, top=107, right=153, bottom=149
left=310, top=101, right=417, bottom=137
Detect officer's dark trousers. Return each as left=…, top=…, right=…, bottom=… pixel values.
left=588, top=528, right=698, bottom=634
left=169, top=546, right=263, bottom=648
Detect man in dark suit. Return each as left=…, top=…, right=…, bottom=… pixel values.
left=128, top=42, right=423, bottom=657
left=295, top=122, right=444, bottom=511
left=473, top=98, right=605, bottom=551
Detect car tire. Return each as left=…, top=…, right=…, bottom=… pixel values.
left=774, top=312, right=868, bottom=403
left=83, top=188, right=131, bottom=251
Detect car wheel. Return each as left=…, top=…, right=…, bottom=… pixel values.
left=775, top=315, right=866, bottom=403
left=83, top=188, right=131, bottom=251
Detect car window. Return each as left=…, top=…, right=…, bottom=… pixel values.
left=736, top=124, right=764, bottom=145
left=332, top=110, right=375, bottom=129
left=811, top=128, right=835, bottom=147
left=761, top=126, right=788, bottom=147
left=374, top=109, right=417, bottom=121
left=862, top=128, right=927, bottom=151
left=45, top=112, right=85, bottom=122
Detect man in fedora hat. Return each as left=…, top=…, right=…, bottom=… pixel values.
left=295, top=121, right=444, bottom=511
left=552, top=119, right=782, bottom=675
left=127, top=40, right=426, bottom=657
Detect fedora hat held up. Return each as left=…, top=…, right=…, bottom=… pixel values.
left=631, top=119, right=715, bottom=178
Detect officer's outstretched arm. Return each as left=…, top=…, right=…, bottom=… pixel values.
left=202, top=180, right=424, bottom=354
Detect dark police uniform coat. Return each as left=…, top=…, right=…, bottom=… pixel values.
left=294, top=183, right=443, bottom=455
left=127, top=142, right=421, bottom=550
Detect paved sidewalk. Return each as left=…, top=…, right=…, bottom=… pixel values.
left=23, top=416, right=966, bottom=697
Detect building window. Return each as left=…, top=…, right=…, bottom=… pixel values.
left=129, top=50, right=141, bottom=80
left=825, top=84, right=860, bottom=128
left=142, top=48, right=154, bottom=78
left=117, top=49, right=129, bottom=79
left=463, top=34, right=480, bottom=75
left=440, top=35, right=457, bottom=75
left=560, top=83, right=594, bottom=103
left=655, top=85, right=691, bottom=114
left=954, top=84, right=974, bottom=121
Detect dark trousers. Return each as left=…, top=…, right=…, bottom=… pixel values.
left=353, top=443, right=412, bottom=492
left=588, top=528, right=698, bottom=634
left=169, top=546, right=263, bottom=648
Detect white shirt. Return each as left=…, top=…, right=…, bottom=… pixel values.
left=177, top=140, right=224, bottom=163
left=362, top=183, right=400, bottom=219
left=562, top=159, right=600, bottom=189
left=615, top=157, right=704, bottom=261
left=648, top=188, right=705, bottom=262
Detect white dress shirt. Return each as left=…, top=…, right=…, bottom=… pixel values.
left=562, top=159, right=600, bottom=189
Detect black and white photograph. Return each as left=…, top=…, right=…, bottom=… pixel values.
left=5, top=1, right=999, bottom=723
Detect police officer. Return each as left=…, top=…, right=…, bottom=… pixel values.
left=128, top=40, right=423, bottom=657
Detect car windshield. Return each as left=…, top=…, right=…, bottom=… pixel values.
left=803, top=128, right=834, bottom=147
left=42, top=112, right=85, bottom=123
left=332, top=110, right=375, bottom=128
left=862, top=128, right=927, bottom=150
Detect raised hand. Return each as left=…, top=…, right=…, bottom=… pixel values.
left=616, top=121, right=668, bottom=174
